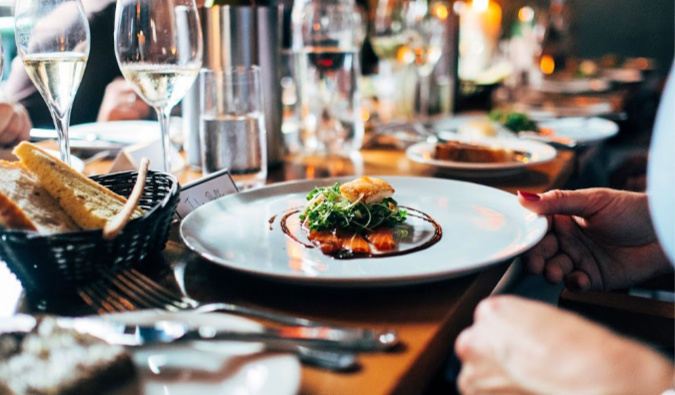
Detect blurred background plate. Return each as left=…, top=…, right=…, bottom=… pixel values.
left=538, top=117, right=619, bottom=144
left=406, top=137, right=556, bottom=178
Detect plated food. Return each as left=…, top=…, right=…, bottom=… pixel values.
left=297, top=176, right=413, bottom=257
left=406, top=137, right=556, bottom=178
left=0, top=142, right=144, bottom=234
left=0, top=316, right=135, bottom=395
left=433, top=140, right=521, bottom=163
left=180, top=176, right=548, bottom=286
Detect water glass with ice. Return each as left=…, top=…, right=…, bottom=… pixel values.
left=199, top=66, right=268, bottom=190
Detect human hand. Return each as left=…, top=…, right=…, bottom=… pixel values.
left=97, top=78, right=151, bottom=122
left=455, top=295, right=675, bottom=395
left=517, top=188, right=673, bottom=292
left=0, top=102, right=31, bottom=147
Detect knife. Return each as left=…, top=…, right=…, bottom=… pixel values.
left=57, top=317, right=399, bottom=352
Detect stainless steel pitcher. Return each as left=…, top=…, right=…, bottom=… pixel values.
left=182, top=4, right=284, bottom=169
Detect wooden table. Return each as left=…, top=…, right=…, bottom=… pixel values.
left=5, top=147, right=575, bottom=395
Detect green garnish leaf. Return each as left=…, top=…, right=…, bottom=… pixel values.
left=300, top=182, right=407, bottom=232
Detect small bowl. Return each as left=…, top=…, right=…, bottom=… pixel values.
left=0, top=170, right=180, bottom=296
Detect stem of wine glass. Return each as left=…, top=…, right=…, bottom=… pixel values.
left=418, top=73, right=431, bottom=120
left=155, top=105, right=173, bottom=172
left=52, top=109, right=72, bottom=166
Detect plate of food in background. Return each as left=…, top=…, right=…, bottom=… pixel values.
left=406, top=135, right=557, bottom=178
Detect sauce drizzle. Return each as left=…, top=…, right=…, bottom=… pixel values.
left=272, top=206, right=442, bottom=259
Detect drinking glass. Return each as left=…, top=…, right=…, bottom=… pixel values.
left=114, top=0, right=203, bottom=172
left=291, top=0, right=364, bottom=156
left=370, top=0, right=448, bottom=121
left=402, top=0, right=447, bottom=119
left=200, top=67, right=267, bottom=190
left=14, top=0, right=90, bottom=166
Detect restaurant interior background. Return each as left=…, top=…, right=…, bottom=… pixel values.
left=348, top=0, right=673, bottom=193
left=0, top=1, right=672, bottom=393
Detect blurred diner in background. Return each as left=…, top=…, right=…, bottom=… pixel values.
left=0, top=0, right=672, bottom=394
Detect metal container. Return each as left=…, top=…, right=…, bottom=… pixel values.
left=182, top=4, right=284, bottom=169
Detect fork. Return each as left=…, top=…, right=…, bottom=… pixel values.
left=78, top=268, right=399, bottom=349
left=81, top=268, right=330, bottom=327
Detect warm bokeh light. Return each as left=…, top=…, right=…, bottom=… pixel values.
left=397, top=46, right=414, bottom=65
left=432, top=2, right=450, bottom=20
left=453, top=1, right=466, bottom=15
left=518, top=6, right=534, bottom=23
left=472, top=0, right=489, bottom=12
left=360, top=107, right=370, bottom=122
left=540, top=55, right=555, bottom=74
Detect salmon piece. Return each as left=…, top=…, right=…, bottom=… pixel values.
left=337, top=230, right=371, bottom=254
left=339, top=176, right=395, bottom=204
left=366, top=227, right=397, bottom=252
left=307, top=230, right=340, bottom=254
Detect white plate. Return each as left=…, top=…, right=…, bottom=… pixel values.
left=180, top=176, right=548, bottom=287
left=0, top=148, right=85, bottom=173
left=538, top=117, right=619, bottom=144
left=406, top=137, right=556, bottom=178
left=103, top=311, right=301, bottom=395
left=69, top=120, right=161, bottom=144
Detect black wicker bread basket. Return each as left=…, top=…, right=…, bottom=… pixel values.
left=0, top=170, right=179, bottom=296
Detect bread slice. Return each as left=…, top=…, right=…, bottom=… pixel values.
left=0, top=161, right=80, bottom=234
left=13, top=142, right=144, bottom=230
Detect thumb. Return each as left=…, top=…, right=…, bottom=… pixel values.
left=517, top=188, right=611, bottom=218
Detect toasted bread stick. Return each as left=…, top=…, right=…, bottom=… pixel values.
left=103, top=158, right=149, bottom=240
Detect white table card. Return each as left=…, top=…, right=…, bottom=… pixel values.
left=175, top=168, right=239, bottom=219
left=109, top=139, right=184, bottom=173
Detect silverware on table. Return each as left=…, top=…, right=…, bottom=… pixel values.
left=52, top=316, right=357, bottom=371
left=77, top=268, right=400, bottom=371
left=78, top=268, right=398, bottom=350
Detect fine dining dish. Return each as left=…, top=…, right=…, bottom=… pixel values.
left=180, top=176, right=548, bottom=287
left=297, top=176, right=434, bottom=258
left=406, top=137, right=556, bottom=178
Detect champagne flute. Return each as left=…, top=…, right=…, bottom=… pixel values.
left=14, top=0, right=90, bottom=166
left=114, top=0, right=203, bottom=172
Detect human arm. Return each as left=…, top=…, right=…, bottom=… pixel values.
left=0, top=101, right=32, bottom=147
left=455, top=295, right=675, bottom=395
left=97, top=78, right=151, bottom=122
left=517, top=188, right=673, bottom=292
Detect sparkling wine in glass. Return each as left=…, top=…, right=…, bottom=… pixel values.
left=14, top=0, right=90, bottom=166
left=114, top=0, right=203, bottom=172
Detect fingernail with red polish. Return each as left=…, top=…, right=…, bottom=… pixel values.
left=518, top=190, right=541, bottom=201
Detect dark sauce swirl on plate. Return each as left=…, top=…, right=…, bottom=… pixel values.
left=271, top=206, right=442, bottom=259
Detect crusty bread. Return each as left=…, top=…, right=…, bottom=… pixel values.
left=0, top=161, right=79, bottom=233
left=13, top=142, right=144, bottom=230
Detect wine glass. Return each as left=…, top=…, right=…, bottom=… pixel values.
left=14, top=0, right=90, bottom=166
left=401, top=0, right=447, bottom=119
left=114, top=0, right=203, bottom=172
left=370, top=0, right=447, bottom=121
left=291, top=0, right=364, bottom=156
